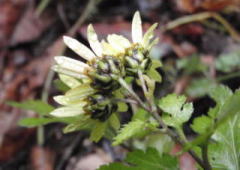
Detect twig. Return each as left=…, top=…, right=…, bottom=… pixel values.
left=36, top=0, right=52, bottom=16
left=68, top=0, right=97, bottom=37
left=161, top=12, right=240, bottom=41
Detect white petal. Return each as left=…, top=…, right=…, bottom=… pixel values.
left=59, top=74, right=81, bottom=89
left=101, top=40, right=119, bottom=56
left=53, top=95, right=85, bottom=105
left=52, top=65, right=88, bottom=79
left=54, top=95, right=70, bottom=105
left=63, top=36, right=96, bottom=61
left=66, top=83, right=95, bottom=97
left=142, top=23, right=158, bottom=48
left=107, top=34, right=125, bottom=53
left=50, top=104, right=86, bottom=117
left=54, top=56, right=89, bottom=73
left=112, top=34, right=131, bottom=48
left=132, top=11, right=143, bottom=43
left=87, top=24, right=103, bottom=57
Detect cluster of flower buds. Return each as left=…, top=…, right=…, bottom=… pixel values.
left=88, top=56, right=125, bottom=91
left=50, top=11, right=158, bottom=121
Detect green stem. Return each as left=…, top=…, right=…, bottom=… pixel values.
left=118, top=78, right=147, bottom=109
left=119, top=76, right=205, bottom=168
left=38, top=69, right=55, bottom=146
left=161, top=12, right=240, bottom=41
left=137, top=70, right=157, bottom=113
left=36, top=0, right=51, bottom=16
left=177, top=126, right=188, bottom=143
left=138, top=70, right=148, bottom=98
left=202, top=142, right=212, bottom=170
left=217, top=71, right=240, bottom=82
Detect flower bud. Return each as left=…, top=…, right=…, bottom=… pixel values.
left=125, top=46, right=152, bottom=75
left=85, top=94, right=117, bottom=121
left=88, top=56, right=125, bottom=91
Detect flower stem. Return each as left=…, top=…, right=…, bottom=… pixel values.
left=202, top=141, right=212, bottom=170
left=138, top=70, right=148, bottom=97
left=119, top=76, right=205, bottom=168
left=118, top=78, right=147, bottom=109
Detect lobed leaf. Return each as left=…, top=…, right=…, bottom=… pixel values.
left=158, top=94, right=193, bottom=128
left=99, top=148, right=179, bottom=170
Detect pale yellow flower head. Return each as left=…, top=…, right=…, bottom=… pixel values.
left=50, top=11, right=158, bottom=118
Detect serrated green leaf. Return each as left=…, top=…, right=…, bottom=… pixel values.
left=132, top=108, right=149, bottom=121
left=19, top=117, right=76, bottom=127
left=191, top=116, right=212, bottom=134
left=158, top=94, right=193, bottom=128
left=113, top=120, right=158, bottom=146
left=185, top=89, right=240, bottom=153
left=215, top=51, right=240, bottom=73
left=209, top=84, right=233, bottom=106
left=90, top=121, right=107, bottom=142
left=99, top=148, right=179, bottom=170
left=113, top=120, right=145, bottom=146
left=209, top=110, right=240, bottom=169
left=7, top=100, right=54, bottom=116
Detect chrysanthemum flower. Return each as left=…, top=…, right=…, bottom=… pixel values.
left=50, top=11, right=158, bottom=120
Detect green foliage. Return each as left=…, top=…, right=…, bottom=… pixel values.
left=117, top=102, right=128, bottom=112
left=186, top=78, right=216, bottom=98
left=215, top=51, right=240, bottom=73
left=133, top=134, right=174, bottom=155
left=7, top=100, right=54, bottom=116
left=177, top=55, right=207, bottom=74
left=147, top=68, right=162, bottom=83
left=113, top=120, right=157, bottom=146
left=147, top=59, right=162, bottom=83
left=158, top=94, right=193, bottom=128
left=132, top=108, right=149, bottom=121
left=188, top=87, right=240, bottom=154
left=90, top=121, right=107, bottom=142
left=63, top=115, right=94, bottom=133
left=53, top=79, right=70, bottom=92
left=191, top=85, right=232, bottom=134
left=191, top=115, right=212, bottom=134
left=109, top=113, right=120, bottom=131
left=99, top=148, right=179, bottom=170
left=208, top=84, right=233, bottom=106
left=209, top=113, right=240, bottom=169
left=19, top=117, right=75, bottom=127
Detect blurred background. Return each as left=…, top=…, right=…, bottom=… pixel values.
left=1, top=0, right=240, bottom=169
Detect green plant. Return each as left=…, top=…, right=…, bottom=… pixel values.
left=10, top=11, right=240, bottom=170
